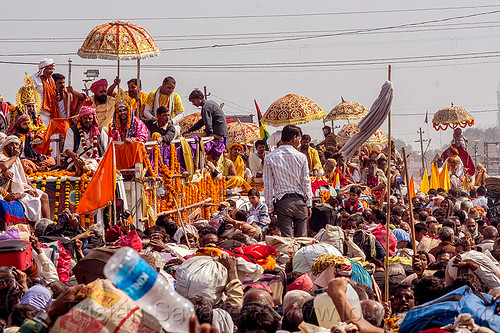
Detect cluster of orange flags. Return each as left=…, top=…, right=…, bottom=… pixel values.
left=76, top=141, right=116, bottom=215
left=419, top=162, right=450, bottom=194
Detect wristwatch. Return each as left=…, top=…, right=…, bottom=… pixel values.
left=36, top=309, right=52, bottom=327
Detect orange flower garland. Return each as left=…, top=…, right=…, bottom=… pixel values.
left=142, top=144, right=160, bottom=177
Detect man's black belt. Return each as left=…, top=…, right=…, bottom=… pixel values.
left=280, top=193, right=305, bottom=201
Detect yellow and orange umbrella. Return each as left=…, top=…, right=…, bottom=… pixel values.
left=262, top=94, right=325, bottom=126
left=227, top=121, right=261, bottom=146
left=324, top=97, right=369, bottom=122
left=432, top=103, right=474, bottom=131
left=336, top=122, right=388, bottom=147
left=179, top=113, right=203, bottom=133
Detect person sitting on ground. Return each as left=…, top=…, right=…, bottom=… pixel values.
left=477, top=226, right=498, bottom=252
left=0, top=135, right=50, bottom=221
left=429, top=227, right=456, bottom=257
left=361, top=158, right=387, bottom=192
left=63, top=106, right=109, bottom=175
left=143, top=106, right=177, bottom=146
left=226, top=143, right=246, bottom=179
left=109, top=89, right=148, bottom=143
left=247, top=188, right=270, bottom=229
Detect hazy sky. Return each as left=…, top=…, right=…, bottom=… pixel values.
left=1, top=0, right=499, bottom=151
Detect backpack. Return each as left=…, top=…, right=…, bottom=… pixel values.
left=352, top=230, right=376, bottom=260
left=399, top=286, right=500, bottom=333
left=242, top=268, right=287, bottom=306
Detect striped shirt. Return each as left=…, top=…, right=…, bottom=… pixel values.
left=263, top=144, right=313, bottom=212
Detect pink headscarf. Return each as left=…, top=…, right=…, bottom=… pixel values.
left=286, top=273, right=313, bottom=292
left=90, top=79, right=108, bottom=94
left=78, top=106, right=99, bottom=139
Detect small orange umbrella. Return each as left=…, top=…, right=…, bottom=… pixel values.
left=227, top=121, right=261, bottom=146
left=262, top=94, right=325, bottom=126
left=432, top=103, right=474, bottom=131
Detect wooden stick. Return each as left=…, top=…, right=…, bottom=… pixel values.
left=67, top=58, right=72, bottom=117
left=171, top=193, right=191, bottom=249
left=136, top=59, right=141, bottom=118
left=157, top=198, right=213, bottom=216
left=402, top=147, right=417, bottom=254
left=384, top=64, right=392, bottom=303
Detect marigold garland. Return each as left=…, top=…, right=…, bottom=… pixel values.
left=64, top=179, right=71, bottom=211
left=40, top=175, right=47, bottom=192
left=54, top=176, right=62, bottom=222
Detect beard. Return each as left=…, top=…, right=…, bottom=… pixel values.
left=96, top=94, right=107, bottom=104
left=368, top=166, right=377, bottom=175
left=17, top=126, right=29, bottom=134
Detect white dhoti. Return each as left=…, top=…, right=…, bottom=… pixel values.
left=18, top=188, right=44, bottom=222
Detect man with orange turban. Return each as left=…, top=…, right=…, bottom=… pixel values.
left=90, top=79, right=115, bottom=130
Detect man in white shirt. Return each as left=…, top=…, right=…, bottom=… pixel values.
left=248, top=140, right=267, bottom=177
left=263, top=125, right=313, bottom=237
left=472, top=186, right=488, bottom=208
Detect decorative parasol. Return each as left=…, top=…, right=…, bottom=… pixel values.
left=226, top=121, right=261, bottom=146
left=179, top=112, right=202, bottom=133
left=336, top=122, right=388, bottom=147
left=78, top=21, right=159, bottom=115
left=324, top=97, right=369, bottom=122
left=262, top=94, right=325, bottom=126
left=432, top=103, right=474, bottom=131
left=78, top=21, right=160, bottom=60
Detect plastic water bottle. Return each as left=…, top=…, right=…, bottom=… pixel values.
left=104, top=247, right=194, bottom=332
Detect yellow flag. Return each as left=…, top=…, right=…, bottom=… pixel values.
left=430, top=162, right=440, bottom=190
left=439, top=163, right=450, bottom=192
left=420, top=169, right=430, bottom=194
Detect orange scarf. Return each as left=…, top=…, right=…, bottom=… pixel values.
left=41, top=76, right=60, bottom=119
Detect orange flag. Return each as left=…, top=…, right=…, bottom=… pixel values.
left=76, top=141, right=116, bottom=215
left=38, top=118, right=70, bottom=155
left=408, top=175, right=416, bottom=199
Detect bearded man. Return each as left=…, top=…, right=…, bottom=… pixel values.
left=107, top=77, right=148, bottom=118
left=31, top=58, right=60, bottom=127
left=361, top=158, right=387, bottom=191
left=7, top=114, right=55, bottom=173
left=0, top=135, right=50, bottom=221
left=90, top=79, right=115, bottom=130
left=63, top=106, right=109, bottom=175
left=52, top=73, right=87, bottom=121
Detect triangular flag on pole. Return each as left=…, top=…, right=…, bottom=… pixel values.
left=420, top=169, right=430, bottom=194
left=430, top=162, right=440, bottom=190
left=76, top=141, right=116, bottom=215
left=254, top=100, right=270, bottom=150
left=334, top=168, right=341, bottom=190
left=409, top=175, right=416, bottom=199
left=439, top=163, right=450, bottom=192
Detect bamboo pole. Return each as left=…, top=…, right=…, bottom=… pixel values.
left=402, top=147, right=417, bottom=254
left=156, top=198, right=214, bottom=217
left=172, top=194, right=191, bottom=249
left=136, top=59, right=141, bottom=118
left=67, top=59, right=72, bottom=117
left=384, top=65, right=392, bottom=303
left=117, top=59, right=120, bottom=89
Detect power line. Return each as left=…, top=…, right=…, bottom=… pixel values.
left=1, top=4, right=499, bottom=22
left=2, top=20, right=500, bottom=43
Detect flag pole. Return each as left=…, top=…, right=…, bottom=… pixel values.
left=67, top=58, right=72, bottom=118
left=136, top=59, right=141, bottom=118
left=384, top=65, right=392, bottom=304
left=402, top=147, right=417, bottom=254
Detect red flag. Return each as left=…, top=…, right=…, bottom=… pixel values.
left=76, top=141, right=116, bottom=215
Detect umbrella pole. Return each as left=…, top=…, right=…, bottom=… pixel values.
left=384, top=65, right=392, bottom=304
left=67, top=58, right=72, bottom=117
left=137, top=59, right=141, bottom=118
left=117, top=59, right=120, bottom=89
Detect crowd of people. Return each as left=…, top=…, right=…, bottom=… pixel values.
left=0, top=58, right=499, bottom=333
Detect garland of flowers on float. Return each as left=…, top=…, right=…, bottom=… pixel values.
left=77, top=123, right=100, bottom=161
left=53, top=176, right=62, bottom=222
left=320, top=190, right=331, bottom=203
left=74, top=179, right=80, bottom=207
left=64, top=179, right=71, bottom=211
left=142, top=144, right=160, bottom=177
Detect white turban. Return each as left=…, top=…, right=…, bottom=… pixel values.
left=0, top=133, right=6, bottom=147
left=35, top=58, right=55, bottom=78
left=1, top=135, right=21, bottom=149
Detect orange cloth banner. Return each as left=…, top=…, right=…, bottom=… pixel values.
left=114, top=141, right=145, bottom=170
left=38, top=118, right=70, bottom=155
left=408, top=175, right=416, bottom=199
left=76, top=141, right=116, bottom=215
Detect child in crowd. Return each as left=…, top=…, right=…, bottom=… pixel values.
left=247, top=189, right=270, bottom=228
left=337, top=185, right=364, bottom=216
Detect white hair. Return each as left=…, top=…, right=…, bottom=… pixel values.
left=282, top=290, right=312, bottom=314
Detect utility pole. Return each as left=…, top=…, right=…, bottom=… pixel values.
left=203, top=86, right=211, bottom=100
left=415, top=127, right=428, bottom=170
